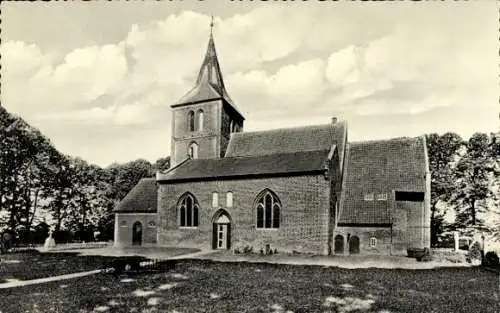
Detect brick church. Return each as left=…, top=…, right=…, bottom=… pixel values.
left=114, top=30, right=431, bottom=255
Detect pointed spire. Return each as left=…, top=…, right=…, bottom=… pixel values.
left=194, top=31, right=226, bottom=95
left=174, top=16, right=243, bottom=120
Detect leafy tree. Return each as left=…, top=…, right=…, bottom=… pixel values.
left=425, top=132, right=463, bottom=245
left=152, top=156, right=171, bottom=173
left=105, top=159, right=153, bottom=202
left=451, top=133, right=496, bottom=228
left=1, top=108, right=61, bottom=242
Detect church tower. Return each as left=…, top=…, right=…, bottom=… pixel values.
left=170, top=21, right=245, bottom=166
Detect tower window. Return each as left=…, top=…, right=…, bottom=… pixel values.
left=197, top=110, right=204, bottom=131
left=188, top=111, right=195, bottom=131
left=188, top=142, right=198, bottom=159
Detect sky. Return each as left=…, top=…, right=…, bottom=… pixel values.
left=2, top=1, right=498, bottom=167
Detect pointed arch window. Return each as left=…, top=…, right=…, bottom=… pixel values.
left=255, top=190, right=281, bottom=229
left=188, top=111, right=195, bottom=132
left=197, top=110, right=204, bottom=131
left=178, top=193, right=199, bottom=227
left=188, top=142, right=198, bottom=159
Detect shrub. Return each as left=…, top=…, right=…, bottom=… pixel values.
left=484, top=251, right=499, bottom=266
left=241, top=244, right=253, bottom=254
left=467, top=241, right=482, bottom=264
left=233, top=248, right=240, bottom=255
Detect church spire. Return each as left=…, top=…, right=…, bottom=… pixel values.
left=194, top=21, right=226, bottom=94
left=174, top=16, right=242, bottom=119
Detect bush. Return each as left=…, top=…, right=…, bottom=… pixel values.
left=242, top=245, right=253, bottom=254
left=484, top=251, right=499, bottom=266
left=467, top=241, right=482, bottom=264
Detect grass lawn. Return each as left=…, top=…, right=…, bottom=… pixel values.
left=1, top=259, right=497, bottom=313
left=0, top=247, right=198, bottom=283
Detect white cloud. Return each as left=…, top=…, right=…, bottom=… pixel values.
left=2, top=4, right=497, bottom=166
left=229, top=58, right=326, bottom=115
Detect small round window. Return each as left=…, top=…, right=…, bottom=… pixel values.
left=120, top=220, right=127, bottom=227
left=148, top=221, right=156, bottom=228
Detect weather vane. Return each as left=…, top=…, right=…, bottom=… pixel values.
left=210, top=15, right=215, bottom=35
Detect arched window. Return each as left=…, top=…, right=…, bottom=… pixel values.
left=197, top=110, right=204, bottom=131
left=255, top=190, right=281, bottom=229
left=188, top=142, right=198, bottom=159
left=178, top=193, right=199, bottom=227
left=188, top=111, right=195, bottom=131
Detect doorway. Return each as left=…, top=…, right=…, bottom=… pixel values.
left=349, top=235, right=360, bottom=254
left=212, top=213, right=231, bottom=250
left=334, top=235, right=344, bottom=253
left=132, top=221, right=143, bottom=246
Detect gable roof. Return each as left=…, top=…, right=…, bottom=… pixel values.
left=225, top=122, right=347, bottom=163
left=339, top=137, right=428, bottom=224
left=172, top=34, right=243, bottom=120
left=114, top=178, right=157, bottom=213
left=157, top=149, right=331, bottom=183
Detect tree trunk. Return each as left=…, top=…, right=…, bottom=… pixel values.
left=471, top=200, right=476, bottom=226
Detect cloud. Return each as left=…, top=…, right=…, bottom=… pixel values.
left=2, top=4, right=497, bottom=166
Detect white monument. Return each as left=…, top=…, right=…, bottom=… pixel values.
left=43, top=229, right=56, bottom=250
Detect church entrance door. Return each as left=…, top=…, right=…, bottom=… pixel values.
left=213, top=214, right=231, bottom=250
left=132, top=221, right=143, bottom=246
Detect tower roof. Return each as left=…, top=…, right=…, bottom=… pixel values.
left=173, top=31, right=243, bottom=119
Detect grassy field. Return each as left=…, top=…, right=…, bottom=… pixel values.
left=0, top=248, right=198, bottom=283
left=1, top=258, right=497, bottom=313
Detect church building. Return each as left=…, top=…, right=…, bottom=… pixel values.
left=114, top=29, right=431, bottom=255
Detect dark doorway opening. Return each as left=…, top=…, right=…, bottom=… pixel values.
left=132, top=221, right=143, bottom=246
left=334, top=235, right=344, bottom=253
left=349, top=235, right=360, bottom=254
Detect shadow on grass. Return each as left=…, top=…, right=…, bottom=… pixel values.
left=1, top=258, right=498, bottom=313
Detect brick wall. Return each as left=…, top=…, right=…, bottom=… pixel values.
left=114, top=213, right=158, bottom=247
left=157, top=174, right=332, bottom=255
left=333, top=197, right=428, bottom=255
left=392, top=200, right=427, bottom=254
left=334, top=226, right=393, bottom=255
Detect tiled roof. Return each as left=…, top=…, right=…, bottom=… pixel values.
left=157, top=150, right=331, bottom=182
left=339, top=137, right=428, bottom=224
left=225, top=122, right=347, bottom=164
left=173, top=34, right=243, bottom=119
left=114, top=178, right=158, bottom=213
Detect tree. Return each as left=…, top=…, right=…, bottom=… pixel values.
left=425, top=132, right=463, bottom=245
left=0, top=107, right=61, bottom=242
left=451, top=133, right=496, bottom=229
left=105, top=159, right=153, bottom=202
left=152, top=156, right=171, bottom=174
